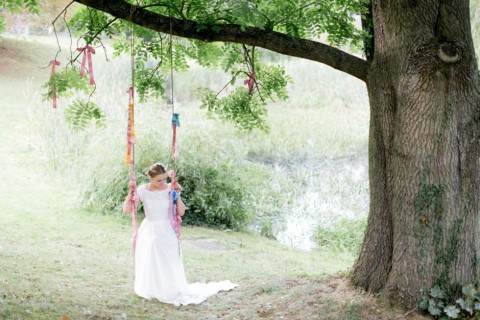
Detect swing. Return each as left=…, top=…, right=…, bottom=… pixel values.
left=125, top=19, right=181, bottom=259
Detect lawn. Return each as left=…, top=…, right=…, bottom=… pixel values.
left=0, top=35, right=428, bottom=320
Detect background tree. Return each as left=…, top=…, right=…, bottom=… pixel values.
left=56, top=0, right=479, bottom=309
left=1, top=0, right=38, bottom=33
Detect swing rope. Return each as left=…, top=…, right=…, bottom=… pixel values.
left=126, top=15, right=139, bottom=261
left=168, top=15, right=182, bottom=241
left=125, top=8, right=181, bottom=258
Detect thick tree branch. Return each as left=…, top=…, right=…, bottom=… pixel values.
left=73, top=0, right=369, bottom=82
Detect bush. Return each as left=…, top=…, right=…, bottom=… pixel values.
left=178, top=152, right=248, bottom=229
left=312, top=217, right=367, bottom=253
left=80, top=128, right=251, bottom=230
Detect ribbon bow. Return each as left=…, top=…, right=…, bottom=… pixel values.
left=77, top=45, right=96, bottom=85
left=49, top=60, right=61, bottom=109
left=244, top=71, right=256, bottom=95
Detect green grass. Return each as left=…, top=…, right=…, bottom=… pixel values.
left=0, top=35, right=432, bottom=319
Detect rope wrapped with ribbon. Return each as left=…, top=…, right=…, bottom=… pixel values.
left=49, top=60, right=61, bottom=109
left=77, top=45, right=96, bottom=85
left=171, top=113, right=180, bottom=159
left=168, top=170, right=182, bottom=239
left=125, top=87, right=135, bottom=165
left=128, top=162, right=139, bottom=257
left=125, top=87, right=139, bottom=259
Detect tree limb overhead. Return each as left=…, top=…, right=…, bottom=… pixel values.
left=73, top=0, right=369, bottom=82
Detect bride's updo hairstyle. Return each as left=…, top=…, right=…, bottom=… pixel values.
left=146, top=163, right=167, bottom=178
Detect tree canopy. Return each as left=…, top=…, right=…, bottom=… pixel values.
left=39, top=0, right=372, bottom=131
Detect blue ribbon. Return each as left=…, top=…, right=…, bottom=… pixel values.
left=172, top=113, right=180, bottom=127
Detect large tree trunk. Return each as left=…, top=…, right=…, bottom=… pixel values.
left=352, top=0, right=480, bottom=306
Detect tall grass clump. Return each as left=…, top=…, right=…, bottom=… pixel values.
left=313, top=217, right=367, bottom=253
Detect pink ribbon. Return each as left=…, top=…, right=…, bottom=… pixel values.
left=77, top=45, right=96, bottom=85
left=129, top=161, right=139, bottom=259
left=168, top=170, right=182, bottom=239
left=49, top=60, right=60, bottom=109
left=172, top=123, right=177, bottom=160
left=244, top=71, right=256, bottom=95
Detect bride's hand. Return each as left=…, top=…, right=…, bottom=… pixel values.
left=174, top=182, right=183, bottom=194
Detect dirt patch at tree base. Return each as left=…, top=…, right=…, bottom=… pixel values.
left=249, top=274, right=428, bottom=320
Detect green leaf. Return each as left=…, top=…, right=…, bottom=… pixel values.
left=457, top=298, right=473, bottom=315
left=65, top=99, right=106, bottom=130
left=419, top=296, right=429, bottom=310
left=197, top=87, right=270, bottom=132
left=444, top=305, right=460, bottom=318
left=430, top=285, right=445, bottom=299
left=428, top=302, right=442, bottom=316
left=462, top=284, right=478, bottom=300
left=42, top=67, right=91, bottom=101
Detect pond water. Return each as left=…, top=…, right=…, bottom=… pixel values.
left=274, top=156, right=369, bottom=251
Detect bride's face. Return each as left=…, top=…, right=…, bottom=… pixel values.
left=150, top=173, right=168, bottom=189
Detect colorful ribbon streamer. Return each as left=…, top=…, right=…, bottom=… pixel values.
left=129, top=162, right=139, bottom=258
left=168, top=170, right=182, bottom=239
left=172, top=113, right=180, bottom=127
left=244, top=71, right=256, bottom=95
left=125, top=87, right=135, bottom=165
left=125, top=87, right=138, bottom=261
left=171, top=113, right=180, bottom=159
left=77, top=45, right=96, bottom=85
left=49, top=60, right=60, bottom=109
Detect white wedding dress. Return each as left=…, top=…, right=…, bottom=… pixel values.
left=134, top=184, right=237, bottom=306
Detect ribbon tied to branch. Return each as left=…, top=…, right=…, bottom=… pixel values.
left=244, top=71, right=256, bottom=95
left=77, top=45, right=96, bottom=85
left=49, top=60, right=61, bottom=109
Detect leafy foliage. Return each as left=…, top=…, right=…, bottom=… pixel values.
left=419, top=284, right=480, bottom=319
left=414, top=160, right=445, bottom=231
left=55, top=0, right=367, bottom=131
left=65, top=99, right=106, bottom=130
left=0, top=0, right=39, bottom=33
left=69, top=7, right=121, bottom=45
left=197, top=87, right=269, bottom=132
left=42, top=67, right=91, bottom=100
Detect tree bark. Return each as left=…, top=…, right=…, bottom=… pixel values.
left=352, top=0, right=480, bottom=306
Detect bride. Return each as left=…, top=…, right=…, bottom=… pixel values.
left=123, top=162, right=237, bottom=306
